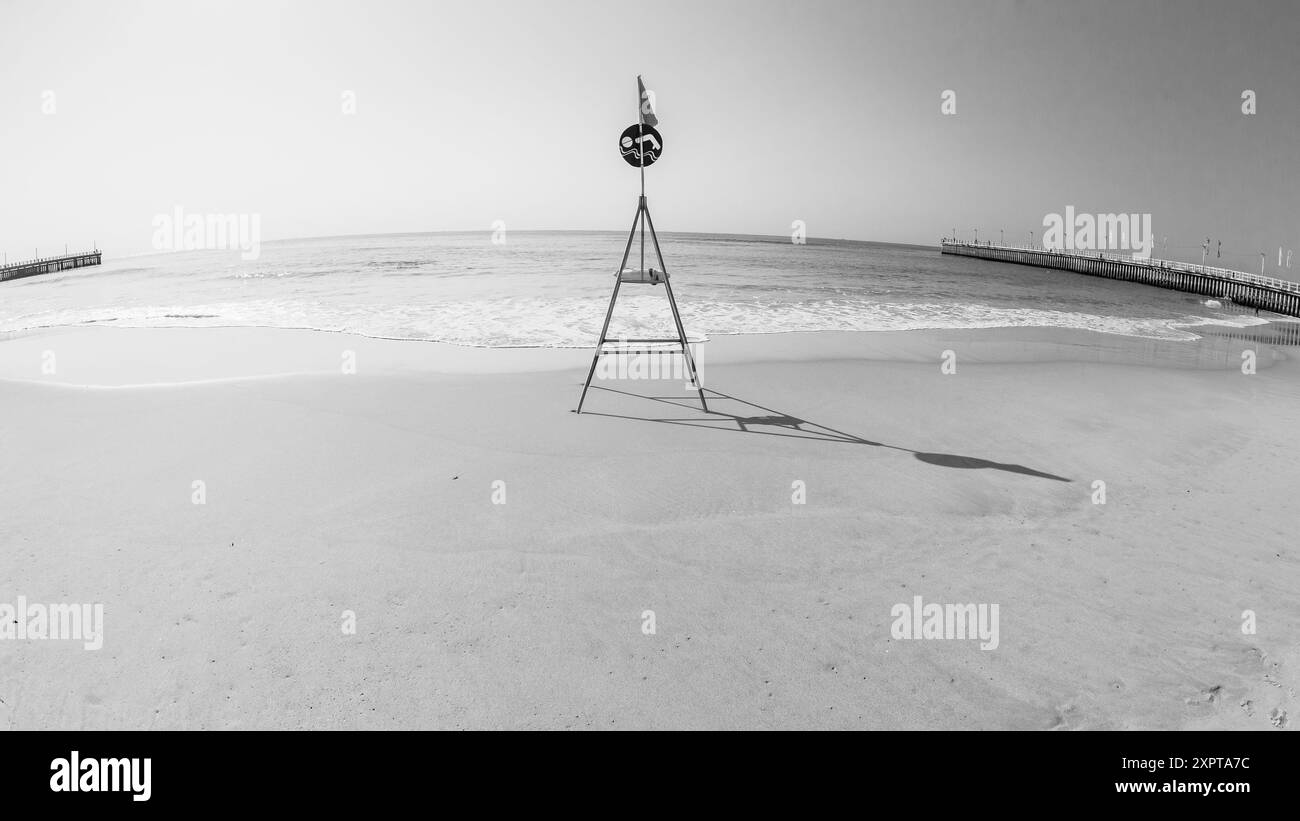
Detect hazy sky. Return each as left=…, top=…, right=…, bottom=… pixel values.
left=2, top=0, right=1297, bottom=269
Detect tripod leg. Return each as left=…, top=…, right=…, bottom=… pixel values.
left=643, top=204, right=709, bottom=413
left=578, top=202, right=642, bottom=413
left=576, top=286, right=617, bottom=414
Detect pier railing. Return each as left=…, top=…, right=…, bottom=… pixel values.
left=940, top=240, right=1300, bottom=317
left=0, top=250, right=103, bottom=283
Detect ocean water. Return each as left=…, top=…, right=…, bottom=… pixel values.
left=0, top=231, right=1281, bottom=348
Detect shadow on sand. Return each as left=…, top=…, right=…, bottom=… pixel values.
left=577, top=385, right=1071, bottom=483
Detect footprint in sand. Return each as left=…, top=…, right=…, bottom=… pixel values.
left=1186, top=684, right=1222, bottom=705
left=1049, top=703, right=1085, bottom=730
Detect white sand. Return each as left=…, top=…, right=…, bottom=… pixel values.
left=0, top=325, right=1296, bottom=729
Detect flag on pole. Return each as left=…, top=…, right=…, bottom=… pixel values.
left=637, top=75, right=658, bottom=128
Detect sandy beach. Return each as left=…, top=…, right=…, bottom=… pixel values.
left=1, top=325, right=1295, bottom=730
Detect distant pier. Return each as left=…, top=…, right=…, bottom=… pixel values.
left=1, top=250, right=102, bottom=283
left=941, top=240, right=1300, bottom=318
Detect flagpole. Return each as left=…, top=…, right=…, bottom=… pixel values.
left=639, top=76, right=645, bottom=277
left=639, top=120, right=644, bottom=276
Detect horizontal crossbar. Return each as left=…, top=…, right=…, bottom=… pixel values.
left=618, top=267, right=667, bottom=284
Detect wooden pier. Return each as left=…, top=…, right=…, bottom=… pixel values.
left=941, top=240, right=1300, bottom=317
left=1, top=250, right=102, bottom=283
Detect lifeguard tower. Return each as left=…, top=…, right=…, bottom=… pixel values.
left=576, top=77, right=707, bottom=414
